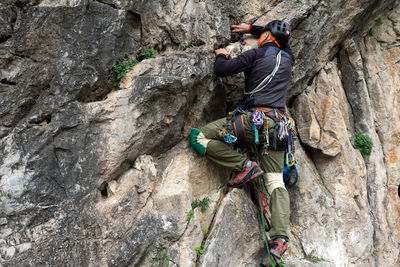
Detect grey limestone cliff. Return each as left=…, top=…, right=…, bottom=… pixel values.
left=0, top=0, right=399, bottom=266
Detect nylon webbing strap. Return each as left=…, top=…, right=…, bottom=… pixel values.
left=233, top=114, right=246, bottom=147
left=245, top=50, right=282, bottom=97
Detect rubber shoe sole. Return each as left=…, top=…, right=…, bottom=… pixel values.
left=268, top=239, right=288, bottom=259
left=227, top=162, right=264, bottom=187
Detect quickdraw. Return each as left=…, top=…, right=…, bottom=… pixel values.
left=251, top=110, right=271, bottom=154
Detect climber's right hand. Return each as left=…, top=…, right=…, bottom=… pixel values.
left=232, top=23, right=250, bottom=34
left=215, top=48, right=231, bottom=58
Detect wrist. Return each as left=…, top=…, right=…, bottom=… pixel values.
left=216, top=53, right=228, bottom=59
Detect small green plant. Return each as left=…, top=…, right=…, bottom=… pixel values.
left=194, top=245, right=204, bottom=256
left=377, top=17, right=384, bottom=25
left=112, top=59, right=139, bottom=87
left=355, top=130, right=373, bottom=156
left=187, top=197, right=210, bottom=222
left=369, top=28, right=375, bottom=36
left=364, top=77, right=370, bottom=88
left=141, top=245, right=179, bottom=266
left=141, top=48, right=156, bottom=59
left=277, top=259, right=287, bottom=266
left=296, top=0, right=302, bottom=3
left=304, top=249, right=323, bottom=263
left=201, top=226, right=209, bottom=237
left=194, top=226, right=209, bottom=257
left=260, top=5, right=266, bottom=13
left=187, top=209, right=195, bottom=221
left=186, top=44, right=195, bottom=49
left=112, top=47, right=157, bottom=87
left=191, top=197, right=210, bottom=212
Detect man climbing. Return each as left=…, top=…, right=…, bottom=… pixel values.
left=190, top=20, right=295, bottom=260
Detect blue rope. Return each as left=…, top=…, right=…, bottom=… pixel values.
left=283, top=164, right=298, bottom=188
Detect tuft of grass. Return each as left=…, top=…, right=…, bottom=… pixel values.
left=113, top=48, right=157, bottom=88
left=355, top=130, right=373, bottom=157
left=112, top=59, right=139, bottom=87
left=296, top=0, right=302, bottom=3
left=141, top=48, right=156, bottom=59
left=191, top=197, right=210, bottom=212
left=194, top=245, right=204, bottom=256
left=201, top=226, right=209, bottom=237
left=369, top=28, right=375, bottom=36
left=364, top=77, right=370, bottom=87
left=186, top=44, right=195, bottom=49
left=260, top=5, right=266, bottom=13
left=141, top=245, right=179, bottom=266
left=376, top=18, right=384, bottom=25
left=304, top=249, right=323, bottom=263
left=187, top=197, right=210, bottom=222
left=187, top=209, right=195, bottom=221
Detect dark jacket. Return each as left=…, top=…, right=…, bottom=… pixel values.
left=214, top=25, right=294, bottom=110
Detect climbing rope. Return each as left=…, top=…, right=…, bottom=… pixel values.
left=252, top=145, right=282, bottom=267
left=255, top=177, right=276, bottom=267
left=283, top=160, right=298, bottom=188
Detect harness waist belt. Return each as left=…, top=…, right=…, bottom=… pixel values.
left=254, top=107, right=285, bottom=114
left=233, top=114, right=246, bottom=147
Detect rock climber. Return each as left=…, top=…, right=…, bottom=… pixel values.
left=190, top=20, right=294, bottom=259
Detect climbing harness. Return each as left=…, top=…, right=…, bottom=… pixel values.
left=233, top=114, right=247, bottom=147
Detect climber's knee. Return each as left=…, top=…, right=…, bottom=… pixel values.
left=190, top=128, right=211, bottom=156
left=265, top=172, right=286, bottom=193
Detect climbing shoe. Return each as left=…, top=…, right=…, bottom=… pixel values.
left=268, top=238, right=288, bottom=259
left=227, top=161, right=264, bottom=187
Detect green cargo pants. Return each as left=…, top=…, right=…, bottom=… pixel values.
left=190, top=112, right=290, bottom=240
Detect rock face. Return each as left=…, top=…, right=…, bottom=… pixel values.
left=0, top=0, right=399, bottom=266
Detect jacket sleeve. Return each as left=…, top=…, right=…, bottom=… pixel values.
left=214, top=49, right=257, bottom=77
left=250, top=25, right=265, bottom=38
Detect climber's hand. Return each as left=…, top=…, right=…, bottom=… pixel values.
left=232, top=23, right=250, bottom=34
left=215, top=48, right=231, bottom=58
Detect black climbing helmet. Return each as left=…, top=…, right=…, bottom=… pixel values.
left=264, top=20, right=291, bottom=47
